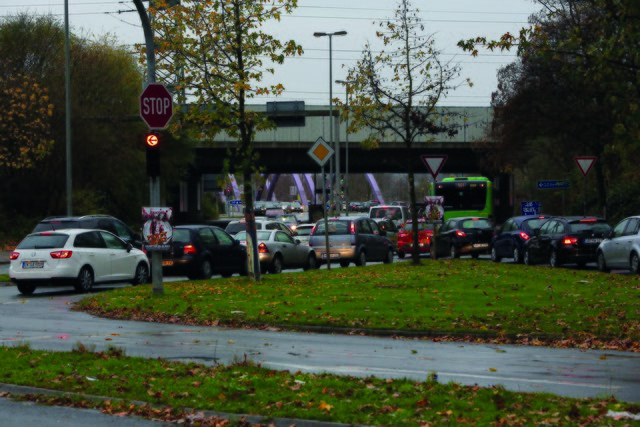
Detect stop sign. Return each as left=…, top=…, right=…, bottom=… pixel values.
left=140, top=83, right=174, bottom=129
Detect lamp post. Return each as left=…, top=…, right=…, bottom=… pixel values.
left=314, top=30, right=347, bottom=216
left=335, top=79, right=355, bottom=216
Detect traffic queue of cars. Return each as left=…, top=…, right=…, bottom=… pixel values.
left=9, top=211, right=640, bottom=296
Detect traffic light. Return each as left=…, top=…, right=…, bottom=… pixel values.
left=145, top=132, right=160, bottom=177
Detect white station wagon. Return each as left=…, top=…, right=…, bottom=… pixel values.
left=9, top=229, right=150, bottom=295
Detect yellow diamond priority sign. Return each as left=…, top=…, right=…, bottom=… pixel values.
left=308, top=137, right=334, bottom=167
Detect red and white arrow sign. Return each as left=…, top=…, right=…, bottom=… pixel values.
left=421, top=155, right=448, bottom=179
left=574, top=156, right=596, bottom=177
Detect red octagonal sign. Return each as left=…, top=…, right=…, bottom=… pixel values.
left=140, top=83, right=174, bottom=129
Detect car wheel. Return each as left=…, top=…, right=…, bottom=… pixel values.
left=339, top=260, right=350, bottom=268
left=490, top=247, right=501, bottom=262
left=383, top=249, right=394, bottom=264
left=512, top=247, right=521, bottom=264
left=269, top=255, right=283, bottom=274
left=524, top=250, right=535, bottom=266
left=630, top=252, right=640, bottom=275
left=450, top=245, right=459, bottom=259
left=303, top=253, right=317, bottom=271
left=16, top=282, right=36, bottom=296
left=596, top=252, right=610, bottom=273
left=355, top=251, right=367, bottom=267
left=202, top=259, right=213, bottom=279
left=74, top=267, right=94, bottom=293
left=131, top=262, right=149, bottom=286
left=397, top=251, right=405, bottom=259
left=549, top=250, right=560, bottom=268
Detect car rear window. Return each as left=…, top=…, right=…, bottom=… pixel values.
left=33, top=221, right=80, bottom=232
left=225, top=222, right=246, bottom=235
left=172, top=229, right=191, bottom=242
left=461, top=219, right=492, bottom=228
left=17, top=234, right=69, bottom=249
left=312, top=221, right=350, bottom=235
left=568, top=221, right=611, bottom=233
left=296, top=226, right=313, bottom=236
left=523, top=219, right=546, bottom=230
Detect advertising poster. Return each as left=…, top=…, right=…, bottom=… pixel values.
left=424, top=196, right=445, bottom=222
left=142, top=207, right=173, bottom=251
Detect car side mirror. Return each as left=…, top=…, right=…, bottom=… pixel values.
left=126, top=243, right=133, bottom=253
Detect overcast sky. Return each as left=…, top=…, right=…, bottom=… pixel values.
left=0, top=0, right=541, bottom=107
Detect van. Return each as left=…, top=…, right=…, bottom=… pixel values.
left=368, top=205, right=410, bottom=227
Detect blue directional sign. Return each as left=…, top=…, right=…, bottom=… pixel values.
left=537, top=180, right=570, bottom=189
left=522, top=201, right=541, bottom=215
left=229, top=199, right=243, bottom=205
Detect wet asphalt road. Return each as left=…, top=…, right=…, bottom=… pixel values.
left=0, top=279, right=639, bottom=404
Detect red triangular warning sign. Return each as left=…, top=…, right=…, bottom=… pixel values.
left=574, top=156, right=596, bottom=177
left=421, top=155, right=448, bottom=179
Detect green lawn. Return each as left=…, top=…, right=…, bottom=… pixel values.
left=77, top=259, right=640, bottom=349
left=1, top=259, right=640, bottom=425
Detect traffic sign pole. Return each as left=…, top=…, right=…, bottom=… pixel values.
left=574, top=157, right=596, bottom=216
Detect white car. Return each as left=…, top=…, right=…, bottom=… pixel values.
left=9, top=229, right=150, bottom=295
left=295, top=223, right=315, bottom=245
left=596, top=216, right=640, bottom=273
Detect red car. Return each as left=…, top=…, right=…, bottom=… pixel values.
left=397, top=219, right=435, bottom=258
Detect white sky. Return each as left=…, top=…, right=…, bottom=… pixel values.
left=0, top=0, right=541, bottom=107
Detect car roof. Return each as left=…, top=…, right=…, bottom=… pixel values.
left=175, top=224, right=225, bottom=230
left=29, top=228, right=104, bottom=236
left=39, top=215, right=115, bottom=222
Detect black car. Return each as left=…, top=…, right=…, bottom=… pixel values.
left=33, top=215, right=146, bottom=250
left=523, top=216, right=611, bottom=268
left=162, top=225, right=247, bottom=280
left=491, top=215, right=554, bottom=263
left=433, top=217, right=494, bottom=259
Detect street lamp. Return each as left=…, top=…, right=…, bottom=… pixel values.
left=336, top=79, right=355, bottom=216
left=314, top=30, right=347, bottom=215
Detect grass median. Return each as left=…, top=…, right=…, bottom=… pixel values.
left=77, top=258, right=640, bottom=350
left=1, top=259, right=639, bottom=425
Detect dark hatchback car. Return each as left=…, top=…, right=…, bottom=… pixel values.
left=34, top=215, right=146, bottom=250
left=308, top=217, right=394, bottom=267
left=491, top=215, right=554, bottom=263
left=162, top=225, right=247, bottom=280
left=433, top=217, right=494, bottom=259
left=523, top=216, right=611, bottom=268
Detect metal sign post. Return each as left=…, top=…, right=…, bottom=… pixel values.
left=308, top=137, right=334, bottom=270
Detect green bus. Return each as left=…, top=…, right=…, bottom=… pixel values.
left=430, top=177, right=494, bottom=220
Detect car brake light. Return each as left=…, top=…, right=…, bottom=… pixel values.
left=562, top=237, right=578, bottom=245
left=580, top=218, right=597, bottom=223
left=350, top=222, right=356, bottom=234
left=455, top=230, right=466, bottom=237
left=258, top=242, right=269, bottom=253
left=183, top=244, right=197, bottom=255
left=519, top=232, right=530, bottom=240
left=50, top=250, right=73, bottom=259
left=9, top=252, right=20, bottom=260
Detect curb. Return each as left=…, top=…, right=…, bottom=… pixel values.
left=0, top=383, right=366, bottom=427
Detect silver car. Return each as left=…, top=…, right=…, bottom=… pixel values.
left=235, top=229, right=318, bottom=274
left=308, top=217, right=394, bottom=267
left=596, top=216, right=640, bottom=273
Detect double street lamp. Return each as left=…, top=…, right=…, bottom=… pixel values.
left=314, top=30, right=347, bottom=215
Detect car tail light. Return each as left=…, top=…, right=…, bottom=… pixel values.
left=519, top=232, right=530, bottom=240
left=50, top=250, right=73, bottom=259
left=350, top=222, right=356, bottom=234
left=9, top=252, right=20, bottom=261
left=562, top=236, right=578, bottom=245
left=455, top=230, right=466, bottom=237
left=258, top=242, right=269, bottom=253
left=183, top=244, right=197, bottom=255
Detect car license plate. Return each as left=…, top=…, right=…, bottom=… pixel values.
left=584, top=238, right=603, bottom=244
left=473, top=243, right=489, bottom=248
left=162, top=260, right=174, bottom=266
left=321, top=253, right=340, bottom=259
left=22, top=261, right=44, bottom=269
